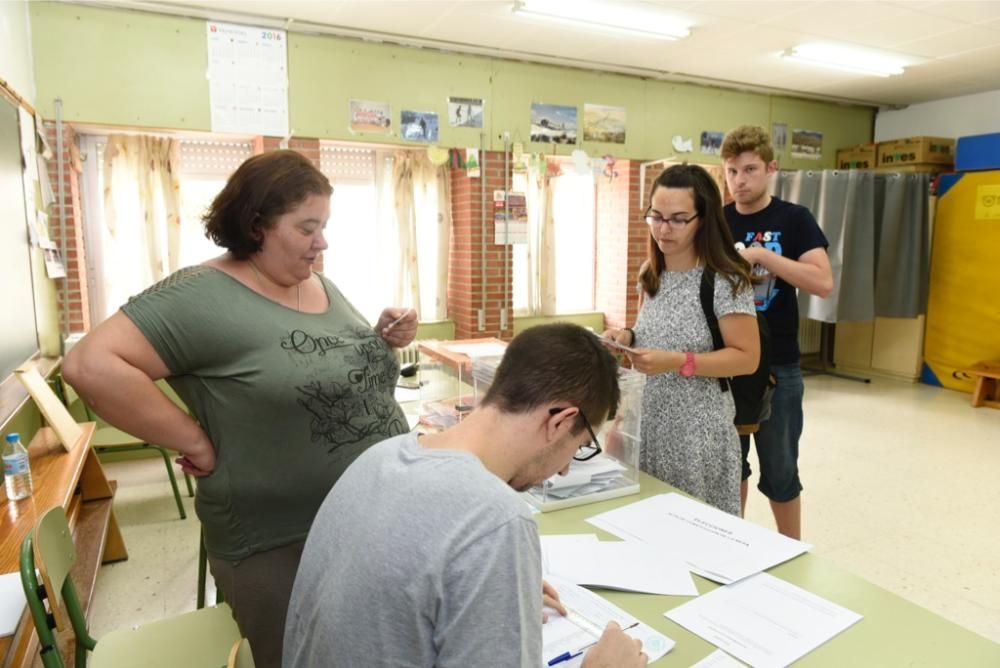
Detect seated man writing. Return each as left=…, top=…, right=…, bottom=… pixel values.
left=283, top=323, right=647, bottom=667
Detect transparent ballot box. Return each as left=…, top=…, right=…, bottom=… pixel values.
left=473, top=356, right=646, bottom=512
left=416, top=339, right=508, bottom=431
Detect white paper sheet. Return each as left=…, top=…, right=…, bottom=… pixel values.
left=541, top=534, right=697, bottom=597
left=587, top=493, right=811, bottom=584
left=0, top=571, right=26, bottom=637
left=666, top=573, right=862, bottom=668
left=543, top=575, right=674, bottom=667
left=690, top=649, right=747, bottom=667
left=443, top=342, right=508, bottom=358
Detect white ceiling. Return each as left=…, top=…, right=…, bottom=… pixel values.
left=92, top=0, right=1000, bottom=107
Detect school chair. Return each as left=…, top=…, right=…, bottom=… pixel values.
left=227, top=638, right=256, bottom=668
left=197, top=527, right=224, bottom=609
left=19, top=506, right=240, bottom=668
left=61, top=379, right=193, bottom=520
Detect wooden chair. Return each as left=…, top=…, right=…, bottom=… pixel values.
left=20, top=506, right=240, bottom=668
left=227, top=638, right=256, bottom=668
left=967, top=361, right=1000, bottom=409
left=61, top=380, right=193, bottom=520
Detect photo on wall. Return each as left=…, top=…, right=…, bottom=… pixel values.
left=530, top=103, right=577, bottom=145
left=401, top=110, right=439, bottom=142
left=448, top=97, right=484, bottom=128
left=791, top=128, right=823, bottom=159
left=700, top=131, right=724, bottom=155
left=583, top=104, right=626, bottom=144
left=349, top=99, right=391, bottom=133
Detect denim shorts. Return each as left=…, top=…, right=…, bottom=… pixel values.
left=740, top=363, right=804, bottom=502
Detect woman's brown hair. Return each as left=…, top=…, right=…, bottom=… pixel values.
left=638, top=163, right=752, bottom=298
left=203, top=150, right=333, bottom=259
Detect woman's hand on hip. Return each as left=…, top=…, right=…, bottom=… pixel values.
left=176, top=430, right=216, bottom=477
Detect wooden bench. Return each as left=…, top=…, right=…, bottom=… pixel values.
left=967, top=361, right=1000, bottom=409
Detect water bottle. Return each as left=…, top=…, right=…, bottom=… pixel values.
left=3, top=432, right=33, bottom=501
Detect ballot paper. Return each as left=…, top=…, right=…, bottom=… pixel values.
left=443, top=342, right=508, bottom=358
left=541, top=534, right=697, bottom=596
left=543, top=575, right=674, bottom=667
left=0, top=572, right=27, bottom=637
left=587, top=493, right=811, bottom=584
left=666, top=572, right=862, bottom=668
left=543, top=455, right=627, bottom=499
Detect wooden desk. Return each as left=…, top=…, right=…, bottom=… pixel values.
left=536, top=473, right=1000, bottom=666
left=1, top=423, right=127, bottom=668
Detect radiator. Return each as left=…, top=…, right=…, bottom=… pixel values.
left=798, top=319, right=822, bottom=355
left=397, top=342, right=420, bottom=365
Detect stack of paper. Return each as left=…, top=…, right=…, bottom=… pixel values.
left=444, top=342, right=508, bottom=358
left=541, top=534, right=697, bottom=596
left=666, top=573, right=862, bottom=668
left=543, top=575, right=674, bottom=667
left=1, top=572, right=27, bottom=638
left=587, top=493, right=811, bottom=584
left=544, top=455, right=627, bottom=499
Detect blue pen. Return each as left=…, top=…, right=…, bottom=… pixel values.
left=547, top=622, right=639, bottom=666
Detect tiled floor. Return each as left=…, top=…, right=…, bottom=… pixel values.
left=88, top=374, right=1000, bottom=646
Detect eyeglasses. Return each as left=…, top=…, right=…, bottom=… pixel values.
left=644, top=209, right=698, bottom=229
left=548, top=408, right=603, bottom=462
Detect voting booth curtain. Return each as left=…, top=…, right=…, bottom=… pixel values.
left=772, top=170, right=931, bottom=323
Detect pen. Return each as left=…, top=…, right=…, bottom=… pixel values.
left=547, top=622, right=640, bottom=666
left=384, top=308, right=414, bottom=331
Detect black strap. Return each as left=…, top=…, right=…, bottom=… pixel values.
left=698, top=269, right=729, bottom=393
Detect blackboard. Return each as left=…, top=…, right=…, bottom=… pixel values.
left=0, top=94, right=40, bottom=380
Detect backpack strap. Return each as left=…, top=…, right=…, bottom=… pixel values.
left=698, top=268, right=729, bottom=393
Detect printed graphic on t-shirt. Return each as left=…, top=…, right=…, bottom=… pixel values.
left=736, top=231, right=781, bottom=311
left=282, top=325, right=405, bottom=453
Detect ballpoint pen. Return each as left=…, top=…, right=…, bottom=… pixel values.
left=384, top=308, right=414, bottom=331
left=547, top=622, right=640, bottom=666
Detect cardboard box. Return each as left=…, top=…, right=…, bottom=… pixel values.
left=877, top=136, right=955, bottom=167
left=836, top=143, right=877, bottom=169
left=874, top=164, right=953, bottom=174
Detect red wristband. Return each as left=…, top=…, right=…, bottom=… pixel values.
left=680, top=352, right=696, bottom=377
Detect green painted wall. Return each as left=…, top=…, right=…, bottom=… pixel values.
left=31, top=3, right=874, bottom=166
left=0, top=1, right=36, bottom=105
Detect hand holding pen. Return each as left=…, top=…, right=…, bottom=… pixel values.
left=378, top=307, right=417, bottom=348
left=548, top=621, right=646, bottom=667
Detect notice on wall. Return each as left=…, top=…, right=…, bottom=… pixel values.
left=207, top=21, right=289, bottom=137
left=975, top=185, right=1000, bottom=220
left=494, top=191, right=528, bottom=245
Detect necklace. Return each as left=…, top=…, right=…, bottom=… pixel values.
left=247, top=258, right=301, bottom=312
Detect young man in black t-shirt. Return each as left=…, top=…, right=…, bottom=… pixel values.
left=721, top=126, right=833, bottom=540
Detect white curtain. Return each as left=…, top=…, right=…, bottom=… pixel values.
left=391, top=150, right=451, bottom=321
left=99, top=134, right=182, bottom=315
left=522, top=158, right=557, bottom=316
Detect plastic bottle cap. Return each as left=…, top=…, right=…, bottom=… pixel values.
left=5, top=433, right=19, bottom=443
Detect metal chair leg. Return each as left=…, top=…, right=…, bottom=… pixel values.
left=197, top=529, right=207, bottom=609
left=155, top=446, right=187, bottom=520
left=184, top=473, right=195, bottom=497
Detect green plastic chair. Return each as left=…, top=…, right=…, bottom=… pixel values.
left=20, top=506, right=240, bottom=668
left=61, top=380, right=193, bottom=520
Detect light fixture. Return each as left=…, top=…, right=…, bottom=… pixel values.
left=513, top=0, right=690, bottom=41
left=781, top=43, right=908, bottom=78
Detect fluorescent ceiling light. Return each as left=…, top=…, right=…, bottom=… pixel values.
left=513, top=0, right=690, bottom=40
left=781, top=43, right=908, bottom=77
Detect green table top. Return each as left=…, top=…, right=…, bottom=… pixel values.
left=535, top=472, right=1000, bottom=667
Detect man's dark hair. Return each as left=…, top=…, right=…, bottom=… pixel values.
left=481, top=324, right=620, bottom=431
left=203, top=150, right=333, bottom=259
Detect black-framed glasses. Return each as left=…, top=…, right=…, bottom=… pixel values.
left=644, top=208, right=698, bottom=229
left=548, top=407, right=603, bottom=461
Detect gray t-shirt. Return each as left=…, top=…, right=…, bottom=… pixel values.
left=283, top=433, right=542, bottom=668
left=122, top=266, right=407, bottom=561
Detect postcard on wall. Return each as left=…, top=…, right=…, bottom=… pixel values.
left=791, top=129, right=823, bottom=159
left=41, top=240, right=66, bottom=279
left=700, top=131, right=724, bottom=155
left=448, top=97, right=484, bottom=128
left=206, top=22, right=289, bottom=137
left=530, top=103, right=577, bottom=145
left=349, top=99, right=392, bottom=134
left=466, top=148, right=481, bottom=178
left=401, top=110, right=439, bottom=142
left=772, top=122, right=788, bottom=152
left=583, top=104, right=626, bottom=144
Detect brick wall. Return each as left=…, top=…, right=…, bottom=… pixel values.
left=448, top=152, right=514, bottom=340
left=44, top=122, right=90, bottom=334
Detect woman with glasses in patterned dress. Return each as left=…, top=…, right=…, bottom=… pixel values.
left=602, top=164, right=759, bottom=514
